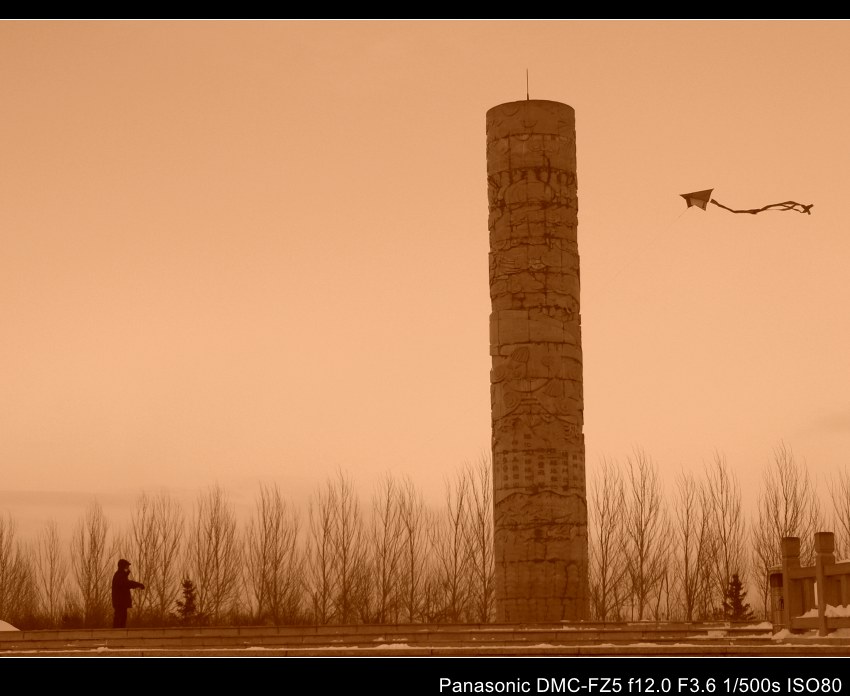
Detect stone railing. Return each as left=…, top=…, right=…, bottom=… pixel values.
left=770, top=532, right=850, bottom=636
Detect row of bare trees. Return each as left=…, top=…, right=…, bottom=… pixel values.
left=1, top=442, right=845, bottom=629
left=588, top=443, right=829, bottom=622
left=0, top=458, right=494, bottom=629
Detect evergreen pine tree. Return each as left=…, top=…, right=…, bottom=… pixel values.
left=174, top=578, right=199, bottom=625
left=723, top=573, right=755, bottom=622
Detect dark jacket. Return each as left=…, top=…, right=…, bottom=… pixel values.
left=111, top=569, right=144, bottom=609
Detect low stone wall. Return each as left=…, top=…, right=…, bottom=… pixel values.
left=3, top=621, right=848, bottom=656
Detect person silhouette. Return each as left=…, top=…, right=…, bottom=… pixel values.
left=111, top=558, right=145, bottom=628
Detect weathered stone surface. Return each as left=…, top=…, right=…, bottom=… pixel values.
left=487, top=100, right=589, bottom=622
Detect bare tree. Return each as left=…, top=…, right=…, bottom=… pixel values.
left=397, top=475, right=429, bottom=623
left=33, top=519, right=69, bottom=625
left=431, top=471, right=471, bottom=622
left=419, top=508, right=446, bottom=623
left=704, top=452, right=748, bottom=617
left=304, top=470, right=367, bottom=624
left=623, top=449, right=669, bottom=621
left=463, top=455, right=495, bottom=623
left=652, top=567, right=673, bottom=621
left=306, top=478, right=335, bottom=624
left=187, top=485, right=242, bottom=624
left=751, top=442, right=822, bottom=617
left=589, top=457, right=628, bottom=621
left=245, top=483, right=303, bottom=624
left=0, top=514, right=36, bottom=626
left=366, top=474, right=403, bottom=623
left=70, top=501, right=116, bottom=627
left=130, top=491, right=185, bottom=622
left=672, top=470, right=712, bottom=622
left=329, top=469, right=367, bottom=624
left=829, top=466, right=850, bottom=561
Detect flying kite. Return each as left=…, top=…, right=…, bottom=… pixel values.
left=680, top=189, right=813, bottom=215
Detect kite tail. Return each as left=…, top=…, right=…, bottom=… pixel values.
left=710, top=199, right=813, bottom=215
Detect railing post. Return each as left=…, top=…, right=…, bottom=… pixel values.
left=781, top=537, right=800, bottom=630
left=803, top=578, right=815, bottom=614
left=768, top=570, right=784, bottom=628
left=815, top=532, right=835, bottom=637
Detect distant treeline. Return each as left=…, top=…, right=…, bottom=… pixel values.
left=0, top=443, right=844, bottom=629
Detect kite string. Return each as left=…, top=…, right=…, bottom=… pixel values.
left=593, top=207, right=688, bottom=301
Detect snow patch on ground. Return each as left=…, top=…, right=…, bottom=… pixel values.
left=827, top=627, right=850, bottom=636
left=801, top=604, right=850, bottom=618
left=741, top=622, right=773, bottom=629
left=772, top=626, right=850, bottom=640
left=0, top=620, right=19, bottom=631
left=725, top=634, right=768, bottom=639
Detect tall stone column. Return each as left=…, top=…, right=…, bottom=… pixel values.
left=487, top=100, right=589, bottom=622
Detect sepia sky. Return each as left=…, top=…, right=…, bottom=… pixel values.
left=2, top=20, right=849, bottom=536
